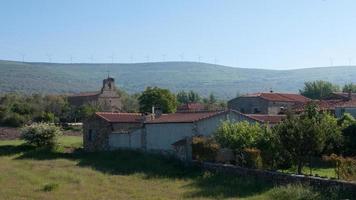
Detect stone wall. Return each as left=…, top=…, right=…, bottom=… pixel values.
left=195, top=161, right=356, bottom=196
left=228, top=97, right=268, bottom=114
left=83, top=117, right=111, bottom=151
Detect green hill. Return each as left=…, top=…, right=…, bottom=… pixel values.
left=0, top=60, right=355, bottom=99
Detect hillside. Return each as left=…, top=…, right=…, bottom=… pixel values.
left=0, top=60, right=355, bottom=99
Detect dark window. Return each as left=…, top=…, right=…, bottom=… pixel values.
left=88, top=129, right=93, bottom=142
left=253, top=108, right=261, bottom=114
left=341, top=108, right=346, bottom=114
left=240, top=108, right=245, bottom=113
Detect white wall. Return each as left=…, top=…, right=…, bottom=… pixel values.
left=145, top=123, right=193, bottom=150
left=109, top=133, right=130, bottom=148
left=196, top=114, right=227, bottom=136
left=108, top=129, right=143, bottom=149
left=130, top=129, right=142, bottom=148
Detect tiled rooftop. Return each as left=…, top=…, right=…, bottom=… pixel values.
left=96, top=112, right=143, bottom=123
left=243, top=92, right=310, bottom=103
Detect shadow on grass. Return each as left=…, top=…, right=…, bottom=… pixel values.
left=0, top=144, right=274, bottom=199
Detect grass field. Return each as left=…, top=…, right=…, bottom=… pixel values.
left=0, top=136, right=350, bottom=200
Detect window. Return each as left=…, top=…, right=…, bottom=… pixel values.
left=340, top=108, right=346, bottom=115
left=240, top=108, right=245, bottom=113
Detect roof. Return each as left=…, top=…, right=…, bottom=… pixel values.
left=293, top=99, right=356, bottom=112
left=335, top=99, right=356, bottom=108
left=95, top=112, right=143, bottom=123
left=177, top=103, right=206, bottom=112
left=245, top=114, right=286, bottom=124
left=328, top=92, right=356, bottom=100
left=242, top=92, right=310, bottom=103
left=145, top=111, right=226, bottom=124
left=68, top=91, right=100, bottom=97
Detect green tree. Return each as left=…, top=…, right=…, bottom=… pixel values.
left=117, top=89, right=139, bottom=112
left=138, top=87, right=177, bottom=113
left=188, top=90, right=201, bottom=103
left=176, top=90, right=189, bottom=104
left=274, top=103, right=338, bottom=174
left=342, top=83, right=356, bottom=93
left=320, top=112, right=343, bottom=155
left=215, top=121, right=263, bottom=152
left=342, top=122, right=356, bottom=156
left=177, top=90, right=201, bottom=104
left=299, top=80, right=340, bottom=99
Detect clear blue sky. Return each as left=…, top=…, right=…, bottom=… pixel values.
left=1, top=0, right=356, bottom=69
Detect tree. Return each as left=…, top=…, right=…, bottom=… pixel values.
left=215, top=121, right=263, bottom=152
left=177, top=90, right=201, bottom=104
left=299, top=80, right=340, bottom=99
left=188, top=90, right=201, bottom=103
left=208, top=93, right=217, bottom=104
left=177, top=91, right=189, bottom=104
left=274, top=103, right=339, bottom=174
left=342, top=83, right=356, bottom=93
left=319, top=112, right=343, bottom=155
left=342, top=122, right=356, bottom=156
left=117, top=89, right=139, bottom=112
left=138, top=87, right=177, bottom=113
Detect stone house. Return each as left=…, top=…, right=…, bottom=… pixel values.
left=83, top=110, right=283, bottom=153
left=228, top=92, right=310, bottom=115
left=144, top=110, right=256, bottom=151
left=83, top=112, right=147, bottom=151
left=294, top=92, right=356, bottom=118
left=68, top=77, right=122, bottom=112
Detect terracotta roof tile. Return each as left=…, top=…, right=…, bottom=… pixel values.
left=177, top=103, right=206, bottom=112
left=245, top=114, right=286, bottom=124
left=294, top=99, right=356, bottom=111
left=244, top=93, right=310, bottom=103
left=95, top=112, right=143, bottom=123
left=145, top=111, right=226, bottom=124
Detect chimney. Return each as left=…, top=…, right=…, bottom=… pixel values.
left=151, top=106, right=155, bottom=120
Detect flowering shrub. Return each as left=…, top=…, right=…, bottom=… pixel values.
left=21, top=123, right=62, bottom=148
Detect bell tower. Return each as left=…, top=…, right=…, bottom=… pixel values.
left=101, top=76, right=116, bottom=92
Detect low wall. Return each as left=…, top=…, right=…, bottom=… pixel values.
left=195, top=161, right=356, bottom=196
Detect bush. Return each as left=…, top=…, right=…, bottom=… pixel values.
left=339, top=157, right=356, bottom=181
left=241, top=148, right=263, bottom=169
left=323, top=154, right=356, bottom=181
left=1, top=113, right=27, bottom=127
left=267, top=184, right=321, bottom=200
left=192, top=136, right=220, bottom=162
left=21, top=123, right=62, bottom=148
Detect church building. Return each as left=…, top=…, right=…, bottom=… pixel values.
left=68, top=77, right=122, bottom=112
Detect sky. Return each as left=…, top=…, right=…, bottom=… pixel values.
left=1, top=0, right=356, bottom=69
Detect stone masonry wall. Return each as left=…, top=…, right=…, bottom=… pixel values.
left=195, top=161, right=356, bottom=197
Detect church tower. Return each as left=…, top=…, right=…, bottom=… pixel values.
left=101, top=76, right=116, bottom=92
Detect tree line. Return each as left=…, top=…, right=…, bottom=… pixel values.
left=300, top=81, right=356, bottom=99
left=0, top=87, right=226, bottom=127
